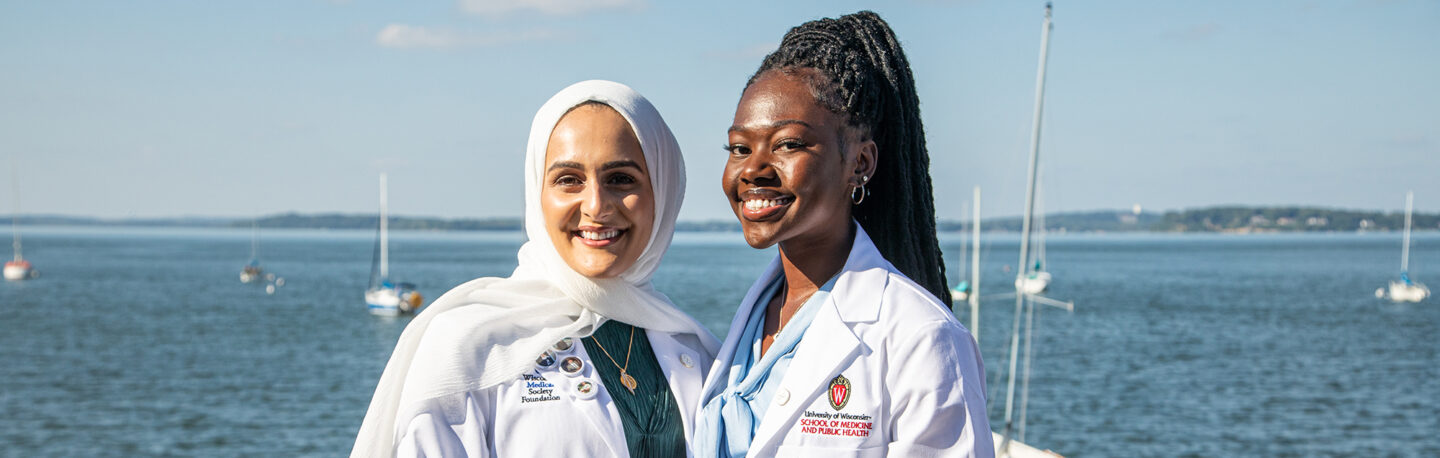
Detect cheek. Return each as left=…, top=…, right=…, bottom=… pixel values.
left=792, top=160, right=840, bottom=198
left=719, top=168, right=737, bottom=199
left=621, top=194, right=655, bottom=229
left=540, top=190, right=578, bottom=230
left=721, top=162, right=740, bottom=183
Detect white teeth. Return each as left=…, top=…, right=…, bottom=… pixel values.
left=744, top=199, right=785, bottom=211
left=579, top=230, right=619, bottom=241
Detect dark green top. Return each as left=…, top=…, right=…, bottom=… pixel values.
left=582, top=320, right=685, bottom=458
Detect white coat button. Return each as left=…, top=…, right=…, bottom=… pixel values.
left=680, top=354, right=695, bottom=368
left=775, top=389, right=790, bottom=406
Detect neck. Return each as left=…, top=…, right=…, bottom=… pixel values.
left=775, top=220, right=856, bottom=312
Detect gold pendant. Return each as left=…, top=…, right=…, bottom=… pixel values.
left=620, top=371, right=638, bottom=394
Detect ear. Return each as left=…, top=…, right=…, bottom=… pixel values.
left=849, top=139, right=878, bottom=187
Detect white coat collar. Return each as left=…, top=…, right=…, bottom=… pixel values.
left=699, top=222, right=898, bottom=455
left=829, top=222, right=892, bottom=324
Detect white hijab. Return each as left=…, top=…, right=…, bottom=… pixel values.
left=352, top=80, right=719, bottom=456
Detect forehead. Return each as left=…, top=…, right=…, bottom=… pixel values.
left=731, top=70, right=843, bottom=133
left=546, top=104, right=647, bottom=167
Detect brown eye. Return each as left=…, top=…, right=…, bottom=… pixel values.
left=552, top=174, right=583, bottom=189
left=776, top=139, right=808, bottom=151
left=724, top=144, right=750, bottom=156
left=606, top=173, right=637, bottom=186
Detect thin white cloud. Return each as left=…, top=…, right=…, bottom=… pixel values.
left=458, top=0, right=640, bottom=16
left=375, top=24, right=555, bottom=49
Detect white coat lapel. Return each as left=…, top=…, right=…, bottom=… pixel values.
left=747, top=224, right=890, bottom=455
left=648, top=330, right=705, bottom=450
left=747, top=298, right=863, bottom=455
left=570, top=345, right=629, bottom=457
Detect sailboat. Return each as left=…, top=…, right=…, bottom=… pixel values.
left=240, top=218, right=284, bottom=293
left=4, top=215, right=33, bottom=281
left=365, top=173, right=424, bottom=316
left=945, top=185, right=1065, bottom=457
left=1376, top=191, right=1429, bottom=302
left=1015, top=180, right=1051, bottom=294
left=4, top=163, right=35, bottom=281
left=240, top=219, right=266, bottom=283
left=996, top=4, right=1074, bottom=457
left=952, top=187, right=979, bottom=303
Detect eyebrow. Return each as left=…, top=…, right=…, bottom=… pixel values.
left=601, top=160, right=642, bottom=171
left=546, top=159, right=643, bottom=172
left=547, top=161, right=583, bottom=172
left=728, top=119, right=813, bottom=134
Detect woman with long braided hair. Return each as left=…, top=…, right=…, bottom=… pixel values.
left=694, top=11, right=992, bottom=457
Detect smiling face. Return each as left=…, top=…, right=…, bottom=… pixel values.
left=723, top=69, right=875, bottom=249
left=542, top=103, right=655, bottom=278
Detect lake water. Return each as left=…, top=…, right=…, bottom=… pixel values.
left=1, top=226, right=1436, bottom=456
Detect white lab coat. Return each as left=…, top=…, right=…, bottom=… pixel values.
left=698, top=225, right=993, bottom=457
left=396, top=330, right=713, bottom=457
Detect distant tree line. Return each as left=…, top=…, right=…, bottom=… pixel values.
left=941, top=210, right=1162, bottom=233
left=1152, top=206, right=1439, bottom=232
left=240, top=213, right=745, bottom=232
left=6, top=206, right=1435, bottom=233
left=246, top=213, right=523, bottom=231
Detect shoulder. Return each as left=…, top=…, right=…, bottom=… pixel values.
left=843, top=268, right=977, bottom=373
left=875, top=269, right=968, bottom=336
left=410, top=305, right=495, bottom=354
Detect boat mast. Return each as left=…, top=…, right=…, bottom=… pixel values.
left=250, top=219, right=259, bottom=261
left=1036, top=176, right=1046, bottom=271
left=970, top=186, right=982, bottom=341
left=1402, top=191, right=1413, bottom=275
left=1003, top=1, right=1053, bottom=450
left=9, top=160, right=20, bottom=262
left=379, top=172, right=389, bottom=280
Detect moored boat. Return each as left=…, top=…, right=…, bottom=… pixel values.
left=366, top=173, right=424, bottom=316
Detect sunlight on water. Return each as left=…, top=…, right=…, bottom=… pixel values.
left=1, top=227, right=1436, bottom=455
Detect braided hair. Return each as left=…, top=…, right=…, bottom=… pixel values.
left=747, top=11, right=951, bottom=306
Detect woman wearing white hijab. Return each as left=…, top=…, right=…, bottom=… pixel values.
left=352, top=80, right=719, bottom=457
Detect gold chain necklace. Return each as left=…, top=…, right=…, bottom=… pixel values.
left=588, top=325, right=638, bottom=394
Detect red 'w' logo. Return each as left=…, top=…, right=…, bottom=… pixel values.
left=828, top=374, right=851, bottom=410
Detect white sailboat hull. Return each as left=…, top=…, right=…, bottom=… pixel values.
left=1015, top=271, right=1052, bottom=294
left=1381, top=281, right=1430, bottom=303
left=366, top=288, right=403, bottom=316
left=3, top=262, right=31, bottom=281
left=240, top=269, right=262, bottom=284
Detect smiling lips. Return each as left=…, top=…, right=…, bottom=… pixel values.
left=739, top=191, right=794, bottom=220
left=574, top=227, right=625, bottom=247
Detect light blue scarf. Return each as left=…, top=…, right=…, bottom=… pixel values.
left=695, top=275, right=834, bottom=457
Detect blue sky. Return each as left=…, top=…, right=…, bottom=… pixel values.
left=2, top=0, right=1436, bottom=221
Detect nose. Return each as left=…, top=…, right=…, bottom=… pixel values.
left=736, top=149, right=778, bottom=187
left=581, top=179, right=613, bottom=220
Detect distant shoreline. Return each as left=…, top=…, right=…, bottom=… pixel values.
left=5, top=206, right=1438, bottom=234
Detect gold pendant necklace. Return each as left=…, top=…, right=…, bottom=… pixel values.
left=589, top=325, right=638, bottom=394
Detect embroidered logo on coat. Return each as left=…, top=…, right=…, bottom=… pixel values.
left=828, top=374, right=851, bottom=410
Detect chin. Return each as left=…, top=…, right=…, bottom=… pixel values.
left=569, top=256, right=627, bottom=279
left=740, top=227, right=778, bottom=249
